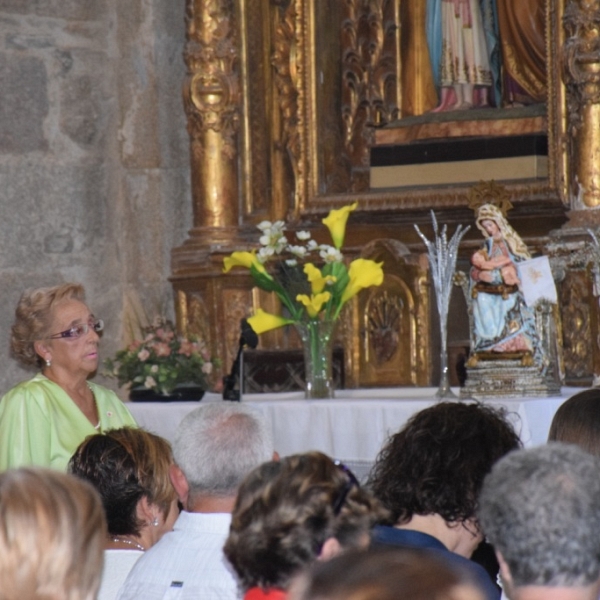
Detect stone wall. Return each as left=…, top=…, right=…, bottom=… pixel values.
left=0, top=0, right=192, bottom=394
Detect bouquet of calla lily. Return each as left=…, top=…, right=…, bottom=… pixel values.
left=223, top=203, right=384, bottom=334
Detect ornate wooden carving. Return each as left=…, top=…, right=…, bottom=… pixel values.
left=340, top=0, right=399, bottom=191
left=182, top=0, right=240, bottom=237
left=562, top=0, right=600, bottom=207
left=354, top=239, right=430, bottom=387
left=272, top=0, right=300, bottom=195
left=367, top=291, right=403, bottom=365
left=559, top=272, right=593, bottom=381
left=171, top=0, right=597, bottom=390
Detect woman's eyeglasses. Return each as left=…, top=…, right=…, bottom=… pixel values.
left=332, top=460, right=360, bottom=515
left=48, top=318, right=104, bottom=340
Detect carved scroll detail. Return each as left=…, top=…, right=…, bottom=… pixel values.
left=183, top=0, right=240, bottom=155
left=559, top=272, right=592, bottom=379
left=367, top=291, right=403, bottom=365
left=563, top=1, right=600, bottom=132
left=562, top=0, right=600, bottom=207
left=272, top=1, right=301, bottom=186
left=341, top=0, right=399, bottom=170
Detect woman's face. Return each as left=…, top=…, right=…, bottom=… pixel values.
left=481, top=219, right=501, bottom=239
left=41, top=299, right=100, bottom=378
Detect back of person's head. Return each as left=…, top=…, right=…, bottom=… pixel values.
left=548, top=389, right=600, bottom=456
left=224, top=451, right=389, bottom=592
left=0, top=467, right=105, bottom=600
left=288, top=547, right=487, bottom=600
left=69, top=427, right=176, bottom=536
left=478, top=443, right=600, bottom=589
left=173, top=403, right=273, bottom=497
left=367, top=402, right=521, bottom=523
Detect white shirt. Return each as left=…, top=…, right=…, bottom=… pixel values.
left=98, top=549, right=143, bottom=600
left=116, top=511, right=240, bottom=600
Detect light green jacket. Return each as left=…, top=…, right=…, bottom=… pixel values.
left=0, top=373, right=137, bottom=472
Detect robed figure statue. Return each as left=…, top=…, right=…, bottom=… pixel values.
left=469, top=204, right=540, bottom=360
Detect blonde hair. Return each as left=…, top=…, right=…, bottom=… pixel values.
left=69, top=427, right=177, bottom=535
left=10, top=283, right=87, bottom=367
left=0, top=468, right=106, bottom=600
left=475, top=204, right=530, bottom=260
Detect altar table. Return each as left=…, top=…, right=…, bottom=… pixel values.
left=128, top=387, right=575, bottom=479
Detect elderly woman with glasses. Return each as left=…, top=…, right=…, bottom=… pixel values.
left=224, top=451, right=389, bottom=600
left=0, top=283, right=136, bottom=471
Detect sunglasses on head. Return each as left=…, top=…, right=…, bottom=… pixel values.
left=332, top=460, right=360, bottom=515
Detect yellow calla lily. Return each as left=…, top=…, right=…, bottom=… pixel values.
left=223, top=251, right=267, bottom=275
left=322, top=202, right=358, bottom=249
left=247, top=309, right=295, bottom=335
left=340, top=259, right=384, bottom=304
left=304, top=263, right=336, bottom=294
left=296, top=292, right=331, bottom=318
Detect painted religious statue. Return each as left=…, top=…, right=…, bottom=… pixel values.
left=469, top=204, right=539, bottom=360
left=461, top=203, right=561, bottom=399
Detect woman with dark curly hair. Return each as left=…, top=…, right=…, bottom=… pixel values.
left=69, top=427, right=179, bottom=600
left=224, top=451, right=389, bottom=600
left=0, top=283, right=136, bottom=471
left=367, top=402, right=521, bottom=600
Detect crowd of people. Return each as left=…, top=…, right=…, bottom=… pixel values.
left=0, top=282, right=600, bottom=599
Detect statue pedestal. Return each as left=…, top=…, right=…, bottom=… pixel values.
left=461, top=358, right=561, bottom=400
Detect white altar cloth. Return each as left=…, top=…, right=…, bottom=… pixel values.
left=127, top=387, right=575, bottom=467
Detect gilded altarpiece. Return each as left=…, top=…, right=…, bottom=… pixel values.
left=172, top=0, right=600, bottom=389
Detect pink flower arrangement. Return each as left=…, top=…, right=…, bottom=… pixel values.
left=105, top=318, right=218, bottom=395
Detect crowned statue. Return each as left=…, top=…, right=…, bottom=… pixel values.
left=470, top=204, right=540, bottom=360
left=459, top=201, right=561, bottom=399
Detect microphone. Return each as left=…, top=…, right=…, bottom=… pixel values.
left=240, top=318, right=258, bottom=350
left=222, top=318, right=258, bottom=401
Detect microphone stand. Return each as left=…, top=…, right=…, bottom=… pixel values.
left=222, top=319, right=258, bottom=401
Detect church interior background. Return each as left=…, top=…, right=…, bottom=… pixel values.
left=1, top=0, right=599, bottom=395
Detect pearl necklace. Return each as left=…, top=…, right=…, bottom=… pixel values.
left=111, top=536, right=146, bottom=551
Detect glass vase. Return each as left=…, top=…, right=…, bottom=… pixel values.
left=295, top=320, right=336, bottom=399
left=436, top=316, right=457, bottom=400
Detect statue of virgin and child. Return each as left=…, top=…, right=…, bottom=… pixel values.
left=468, top=204, right=541, bottom=363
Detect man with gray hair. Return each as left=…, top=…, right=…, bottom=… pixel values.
left=118, top=403, right=275, bottom=600
left=478, top=443, right=600, bottom=600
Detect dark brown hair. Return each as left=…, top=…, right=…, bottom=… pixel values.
left=224, top=451, right=389, bottom=591
left=69, top=427, right=176, bottom=536
left=548, top=389, right=600, bottom=457
left=367, top=402, right=521, bottom=524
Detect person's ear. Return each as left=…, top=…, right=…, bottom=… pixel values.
left=169, top=464, right=189, bottom=506
left=34, top=340, right=51, bottom=364
left=136, top=495, right=156, bottom=522
left=318, top=537, right=342, bottom=561
left=496, top=550, right=514, bottom=594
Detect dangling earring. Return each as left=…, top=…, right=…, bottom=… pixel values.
left=45, top=358, right=51, bottom=368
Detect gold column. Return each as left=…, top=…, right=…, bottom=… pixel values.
left=183, top=0, right=240, bottom=243
left=563, top=0, right=600, bottom=209
left=399, top=0, right=437, bottom=116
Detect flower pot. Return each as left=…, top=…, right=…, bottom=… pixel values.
left=128, top=385, right=205, bottom=403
